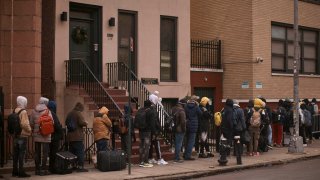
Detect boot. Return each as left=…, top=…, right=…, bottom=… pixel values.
left=18, top=171, right=31, bottom=178
left=12, top=170, right=19, bottom=177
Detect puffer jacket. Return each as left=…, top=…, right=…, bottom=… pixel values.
left=30, top=104, right=53, bottom=143
left=93, top=114, right=112, bottom=141
left=184, top=101, right=202, bottom=133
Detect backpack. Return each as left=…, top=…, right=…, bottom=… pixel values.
left=134, top=107, right=149, bottom=129
left=302, top=109, right=312, bottom=127
left=250, top=109, right=261, bottom=128
left=65, top=115, right=77, bottom=132
left=38, top=109, right=54, bottom=136
left=165, top=109, right=182, bottom=133
left=214, top=112, right=222, bottom=127
left=233, top=108, right=243, bottom=132
left=7, top=108, right=25, bottom=135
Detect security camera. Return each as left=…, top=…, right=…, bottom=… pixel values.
left=256, top=57, right=263, bottom=63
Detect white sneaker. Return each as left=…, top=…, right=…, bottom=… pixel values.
left=143, top=163, right=154, bottom=168
left=148, top=158, right=157, bottom=164
left=157, top=158, right=168, bottom=165
left=303, top=144, right=307, bottom=147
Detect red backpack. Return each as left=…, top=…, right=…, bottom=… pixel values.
left=38, top=109, right=54, bottom=136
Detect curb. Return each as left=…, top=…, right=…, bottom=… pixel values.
left=128, top=153, right=320, bottom=180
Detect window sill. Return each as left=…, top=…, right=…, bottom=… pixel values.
left=272, top=73, right=320, bottom=78
left=191, top=68, right=223, bottom=72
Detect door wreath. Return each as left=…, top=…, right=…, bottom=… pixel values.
left=72, top=26, right=88, bottom=44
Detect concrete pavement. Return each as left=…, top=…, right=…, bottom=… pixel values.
left=2, top=140, right=320, bottom=180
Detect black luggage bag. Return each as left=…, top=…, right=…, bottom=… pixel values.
left=55, top=151, right=77, bottom=174
left=97, top=150, right=126, bottom=172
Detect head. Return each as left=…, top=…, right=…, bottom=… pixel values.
left=200, top=97, right=210, bottom=107
left=144, top=100, right=152, bottom=108
left=247, top=99, right=254, bottom=108
left=190, top=95, right=199, bottom=101
left=39, top=97, right=49, bottom=106
left=312, top=98, right=317, bottom=103
left=178, top=99, right=187, bottom=107
left=300, top=103, right=307, bottom=110
left=303, top=98, right=310, bottom=105
left=278, top=99, right=284, bottom=107
left=149, top=94, right=159, bottom=105
left=225, top=98, right=233, bottom=107
left=99, top=106, right=109, bottom=117
left=153, top=91, right=159, bottom=96
left=73, top=102, right=84, bottom=112
left=17, top=96, right=27, bottom=109
left=47, top=101, right=57, bottom=113
left=233, top=99, right=240, bottom=107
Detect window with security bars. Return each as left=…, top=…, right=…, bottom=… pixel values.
left=160, top=16, right=177, bottom=81
left=271, top=23, right=319, bottom=75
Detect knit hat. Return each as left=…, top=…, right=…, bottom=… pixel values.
left=200, top=97, right=209, bottom=106
left=99, top=106, right=109, bottom=115
left=178, top=99, right=187, bottom=105
left=17, top=96, right=27, bottom=109
left=149, top=94, right=159, bottom=105
left=190, top=95, right=199, bottom=101
left=254, top=98, right=265, bottom=108
left=39, top=97, right=49, bottom=106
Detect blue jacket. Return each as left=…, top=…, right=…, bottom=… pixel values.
left=185, top=101, right=202, bottom=133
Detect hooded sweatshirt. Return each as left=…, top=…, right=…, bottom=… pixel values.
left=93, top=106, right=112, bottom=141
left=30, top=98, right=53, bottom=143
left=15, top=96, right=32, bottom=137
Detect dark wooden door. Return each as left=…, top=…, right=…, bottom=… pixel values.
left=118, top=11, right=137, bottom=74
left=69, top=3, right=102, bottom=80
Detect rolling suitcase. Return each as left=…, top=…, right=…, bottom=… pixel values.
left=55, top=151, right=77, bottom=174
left=97, top=150, right=126, bottom=172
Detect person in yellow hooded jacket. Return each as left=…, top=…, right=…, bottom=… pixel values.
left=93, top=106, right=112, bottom=152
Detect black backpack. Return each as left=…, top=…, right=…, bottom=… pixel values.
left=134, top=107, right=149, bottom=129
left=65, top=115, right=76, bottom=132
left=7, top=108, right=25, bottom=135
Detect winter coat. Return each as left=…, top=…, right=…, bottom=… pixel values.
left=184, top=101, right=202, bottom=133
left=221, top=101, right=234, bottom=141
left=48, top=101, right=63, bottom=141
left=233, top=105, right=246, bottom=135
left=93, top=114, right=112, bottom=141
left=171, top=104, right=186, bottom=133
left=140, top=105, right=158, bottom=133
left=199, top=104, right=212, bottom=133
left=15, top=96, right=32, bottom=138
left=66, top=106, right=88, bottom=142
left=30, top=104, right=54, bottom=143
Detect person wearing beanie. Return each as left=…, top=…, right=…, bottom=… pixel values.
left=93, top=106, right=112, bottom=152
left=12, top=96, right=32, bottom=178
left=198, top=97, right=213, bottom=158
left=65, top=102, right=88, bottom=172
left=30, top=97, right=54, bottom=176
left=47, top=100, right=63, bottom=174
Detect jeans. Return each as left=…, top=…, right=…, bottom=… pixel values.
left=267, top=125, right=272, bottom=145
left=34, top=142, right=50, bottom=171
left=96, top=138, right=110, bottom=152
left=69, top=141, right=85, bottom=167
left=13, top=137, right=27, bottom=173
left=149, top=134, right=161, bottom=160
left=174, top=132, right=185, bottom=160
left=139, top=131, right=151, bottom=163
left=184, top=132, right=196, bottom=159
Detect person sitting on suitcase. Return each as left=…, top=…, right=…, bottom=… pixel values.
left=93, top=106, right=112, bottom=152
left=66, top=102, right=88, bottom=172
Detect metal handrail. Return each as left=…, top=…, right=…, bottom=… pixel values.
left=106, top=62, right=172, bottom=143
left=65, top=59, right=123, bottom=118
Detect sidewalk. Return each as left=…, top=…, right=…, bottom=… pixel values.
left=2, top=140, right=320, bottom=180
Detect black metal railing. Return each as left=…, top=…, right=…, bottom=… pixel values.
left=106, top=62, right=172, bottom=144
left=65, top=59, right=123, bottom=118
left=191, top=39, right=222, bottom=69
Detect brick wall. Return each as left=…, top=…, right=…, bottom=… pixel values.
left=191, top=0, right=320, bottom=101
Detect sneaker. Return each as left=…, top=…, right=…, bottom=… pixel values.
left=267, top=145, right=273, bottom=150
left=198, top=153, right=207, bottom=158
left=142, top=163, right=154, bottom=168
left=303, top=144, right=307, bottom=147
left=253, top=152, right=260, bottom=156
left=184, top=157, right=195, bottom=160
left=173, top=159, right=184, bottom=163
left=148, top=158, right=157, bottom=164
left=139, top=162, right=145, bottom=167
left=157, top=158, right=168, bottom=165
